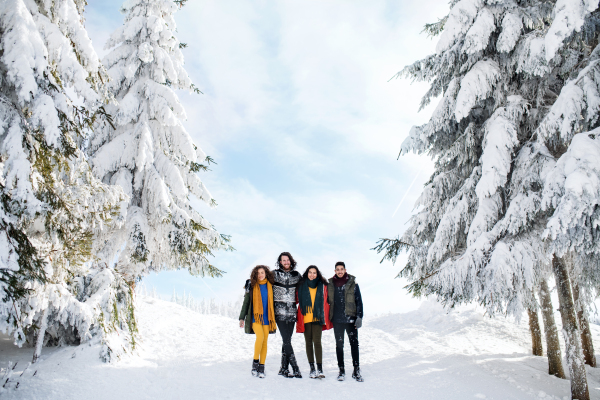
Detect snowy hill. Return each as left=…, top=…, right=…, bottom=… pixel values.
left=2, top=297, right=600, bottom=400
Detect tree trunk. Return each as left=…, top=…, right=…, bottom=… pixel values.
left=571, top=281, right=597, bottom=367
left=528, top=307, right=544, bottom=356
left=32, top=307, right=49, bottom=364
left=553, top=255, right=590, bottom=400
left=539, top=279, right=566, bottom=378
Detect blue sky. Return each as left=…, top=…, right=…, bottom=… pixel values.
left=85, top=0, right=449, bottom=315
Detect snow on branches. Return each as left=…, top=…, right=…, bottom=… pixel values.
left=467, top=97, right=526, bottom=245
left=382, top=0, right=600, bottom=318
left=455, top=60, right=501, bottom=122
left=538, top=59, right=600, bottom=145
left=89, top=0, right=230, bottom=283
left=545, top=0, right=600, bottom=61
left=497, top=11, right=523, bottom=53
left=542, top=128, right=600, bottom=257
left=436, top=0, right=483, bottom=54
left=0, top=0, right=133, bottom=360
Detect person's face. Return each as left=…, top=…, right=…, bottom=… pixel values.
left=281, top=255, right=291, bottom=270
left=335, top=265, right=346, bottom=278
left=257, top=268, right=266, bottom=281
left=307, top=268, right=317, bottom=281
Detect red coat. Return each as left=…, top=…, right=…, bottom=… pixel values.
left=296, top=284, right=333, bottom=333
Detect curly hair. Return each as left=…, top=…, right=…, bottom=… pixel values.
left=276, top=252, right=297, bottom=270
left=302, top=265, right=328, bottom=284
left=250, top=265, right=274, bottom=288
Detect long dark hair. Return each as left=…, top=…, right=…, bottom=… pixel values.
left=249, top=265, right=274, bottom=288
left=276, top=252, right=297, bottom=271
left=302, top=265, right=327, bottom=285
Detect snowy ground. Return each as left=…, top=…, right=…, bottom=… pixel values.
left=2, top=297, right=600, bottom=400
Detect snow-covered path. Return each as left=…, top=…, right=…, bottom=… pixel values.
left=3, top=297, right=600, bottom=399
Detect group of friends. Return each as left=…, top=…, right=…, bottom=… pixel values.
left=238, top=252, right=364, bottom=382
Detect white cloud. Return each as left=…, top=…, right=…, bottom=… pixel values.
left=200, top=177, right=374, bottom=241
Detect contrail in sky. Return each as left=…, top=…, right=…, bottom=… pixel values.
left=392, top=169, right=422, bottom=218
left=200, top=276, right=223, bottom=301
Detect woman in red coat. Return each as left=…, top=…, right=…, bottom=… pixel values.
left=296, top=265, right=333, bottom=378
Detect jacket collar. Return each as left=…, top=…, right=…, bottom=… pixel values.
left=276, top=268, right=295, bottom=274
left=330, top=274, right=355, bottom=284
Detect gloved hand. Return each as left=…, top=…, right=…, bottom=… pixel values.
left=355, top=317, right=362, bottom=329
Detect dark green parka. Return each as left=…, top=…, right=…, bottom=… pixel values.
left=238, top=280, right=277, bottom=335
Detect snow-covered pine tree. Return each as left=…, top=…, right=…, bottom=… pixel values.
left=0, top=0, right=137, bottom=362
left=538, top=13, right=600, bottom=305
left=88, top=0, right=230, bottom=284
left=540, top=82, right=600, bottom=379
left=377, top=0, right=555, bottom=314
left=535, top=3, right=600, bottom=383
left=377, top=1, right=600, bottom=394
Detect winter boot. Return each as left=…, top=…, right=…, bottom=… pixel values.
left=278, top=353, right=290, bottom=377
left=337, top=367, right=345, bottom=381
left=257, top=364, right=266, bottom=379
left=309, top=362, right=317, bottom=379
left=288, top=354, right=302, bottom=378
left=317, top=363, right=325, bottom=379
left=252, top=359, right=259, bottom=377
left=352, top=365, right=364, bottom=382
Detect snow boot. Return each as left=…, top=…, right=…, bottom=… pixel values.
left=291, top=365, right=303, bottom=378
left=252, top=359, right=259, bottom=377
left=352, top=366, right=364, bottom=382
left=309, top=362, right=317, bottom=379
left=317, top=363, right=325, bottom=379
left=337, top=367, right=345, bottom=381
left=288, top=354, right=302, bottom=378
left=257, top=364, right=265, bottom=379
left=278, top=353, right=290, bottom=377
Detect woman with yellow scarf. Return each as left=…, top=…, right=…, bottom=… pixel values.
left=239, top=265, right=277, bottom=378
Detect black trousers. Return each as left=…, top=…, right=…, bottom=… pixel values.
left=333, top=322, right=359, bottom=367
left=276, top=320, right=296, bottom=363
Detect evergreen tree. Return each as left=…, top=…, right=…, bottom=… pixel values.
left=88, top=0, right=231, bottom=284
left=0, top=0, right=136, bottom=362
left=377, top=0, right=600, bottom=396
left=377, top=0, right=556, bottom=315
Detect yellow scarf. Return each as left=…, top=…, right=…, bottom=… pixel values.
left=253, top=279, right=276, bottom=332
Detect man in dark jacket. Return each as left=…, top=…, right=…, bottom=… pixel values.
left=273, top=252, right=302, bottom=378
left=327, top=261, right=364, bottom=382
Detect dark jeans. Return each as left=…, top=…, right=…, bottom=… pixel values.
left=303, top=322, right=323, bottom=364
left=333, top=322, right=359, bottom=367
left=276, top=320, right=296, bottom=364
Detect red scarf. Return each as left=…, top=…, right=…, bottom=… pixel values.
left=332, top=273, right=349, bottom=287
